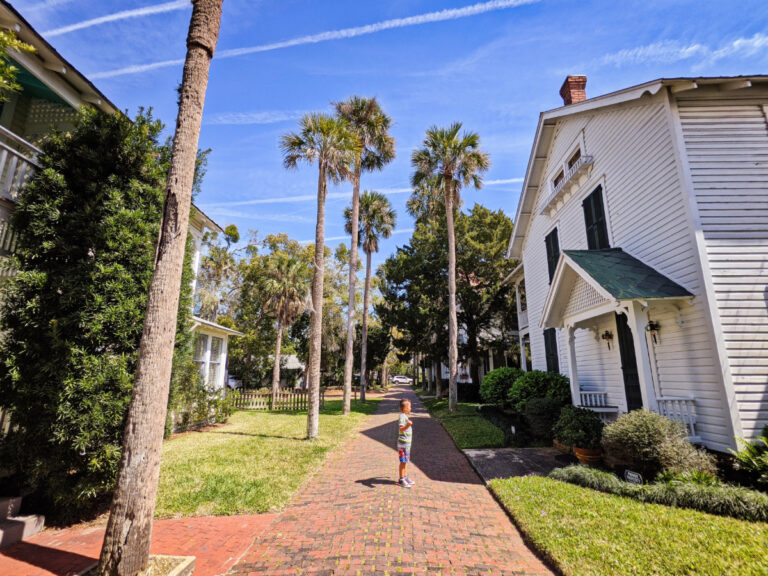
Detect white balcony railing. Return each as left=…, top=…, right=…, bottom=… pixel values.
left=0, top=125, right=40, bottom=203
left=541, top=154, right=594, bottom=214
left=518, top=309, right=528, bottom=329
left=657, top=397, right=698, bottom=440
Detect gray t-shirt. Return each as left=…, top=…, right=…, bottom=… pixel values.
left=398, top=413, right=412, bottom=445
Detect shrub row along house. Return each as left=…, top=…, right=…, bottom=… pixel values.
left=0, top=0, right=238, bottom=393
left=507, top=75, right=768, bottom=452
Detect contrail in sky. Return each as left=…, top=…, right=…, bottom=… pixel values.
left=199, top=188, right=411, bottom=208
left=91, top=0, right=540, bottom=79
left=43, top=1, right=190, bottom=38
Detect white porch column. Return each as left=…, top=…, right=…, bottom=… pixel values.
left=519, top=332, right=528, bottom=371
left=566, top=325, right=580, bottom=406
left=625, top=301, right=658, bottom=411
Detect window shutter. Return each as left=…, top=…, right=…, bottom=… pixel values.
left=583, top=185, right=610, bottom=250
left=544, top=328, right=559, bottom=373
left=545, top=228, right=560, bottom=283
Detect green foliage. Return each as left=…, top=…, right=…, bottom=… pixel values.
left=490, top=475, right=768, bottom=575
left=550, top=465, right=768, bottom=522
left=422, top=398, right=505, bottom=449
left=601, top=410, right=716, bottom=477
left=507, top=370, right=570, bottom=413
left=731, top=430, right=768, bottom=486
left=479, top=366, right=522, bottom=408
left=524, top=397, right=564, bottom=441
left=552, top=405, right=603, bottom=449
left=0, top=30, right=34, bottom=101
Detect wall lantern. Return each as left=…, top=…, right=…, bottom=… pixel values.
left=646, top=320, right=661, bottom=344
left=601, top=330, right=614, bottom=350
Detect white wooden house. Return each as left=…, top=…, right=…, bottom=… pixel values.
left=0, top=0, right=239, bottom=390
left=507, top=75, right=768, bottom=452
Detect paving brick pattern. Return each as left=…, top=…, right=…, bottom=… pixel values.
left=229, top=385, right=551, bottom=576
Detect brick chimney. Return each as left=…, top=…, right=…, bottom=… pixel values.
left=560, top=75, right=587, bottom=105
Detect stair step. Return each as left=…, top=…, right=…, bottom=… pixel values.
left=0, top=515, right=45, bottom=549
left=0, top=497, right=22, bottom=521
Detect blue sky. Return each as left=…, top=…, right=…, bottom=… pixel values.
left=14, top=0, right=768, bottom=266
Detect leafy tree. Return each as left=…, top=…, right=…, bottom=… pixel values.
left=196, top=223, right=240, bottom=321
left=334, top=96, right=395, bottom=415
left=344, top=191, right=395, bottom=401
left=0, top=108, right=195, bottom=520
left=99, top=3, right=223, bottom=573
left=0, top=30, right=33, bottom=101
left=281, top=113, right=358, bottom=439
left=411, top=124, right=490, bottom=411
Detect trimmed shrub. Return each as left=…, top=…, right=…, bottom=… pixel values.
left=525, top=397, right=565, bottom=441
left=601, top=410, right=716, bottom=477
left=553, top=405, right=603, bottom=449
left=550, top=464, right=768, bottom=522
left=479, top=367, right=522, bottom=408
left=507, top=370, right=570, bottom=413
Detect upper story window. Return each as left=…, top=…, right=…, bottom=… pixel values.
left=544, top=328, right=560, bottom=373
left=552, top=169, right=565, bottom=189
left=582, top=185, right=610, bottom=250
left=567, top=148, right=582, bottom=169
left=545, top=228, right=560, bottom=283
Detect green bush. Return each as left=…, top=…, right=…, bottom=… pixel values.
left=551, top=464, right=768, bottom=522
left=479, top=367, right=522, bottom=408
left=507, top=370, right=570, bottom=413
left=524, top=397, right=563, bottom=441
left=601, top=410, right=716, bottom=477
left=731, top=428, right=768, bottom=486
left=552, top=405, right=603, bottom=449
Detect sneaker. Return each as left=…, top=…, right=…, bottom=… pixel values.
left=398, top=478, right=411, bottom=488
left=404, top=476, right=415, bottom=486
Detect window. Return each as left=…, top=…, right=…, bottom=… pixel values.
left=544, top=328, right=559, bottom=373
left=583, top=185, right=610, bottom=250
left=553, top=170, right=564, bottom=189
left=518, top=280, right=527, bottom=312
left=545, top=228, right=560, bottom=283
left=483, top=351, right=490, bottom=373
left=208, top=337, right=223, bottom=387
left=567, top=148, right=582, bottom=169
left=194, top=334, right=208, bottom=379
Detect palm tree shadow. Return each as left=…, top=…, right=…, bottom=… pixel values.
left=210, top=430, right=302, bottom=441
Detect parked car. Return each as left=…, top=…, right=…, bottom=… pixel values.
left=391, top=375, right=413, bottom=384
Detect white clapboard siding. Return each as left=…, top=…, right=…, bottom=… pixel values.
left=677, top=91, right=768, bottom=439
left=520, top=91, right=733, bottom=449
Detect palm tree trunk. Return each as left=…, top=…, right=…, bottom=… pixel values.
left=433, top=359, right=441, bottom=398
left=307, top=164, right=327, bottom=439
left=98, top=2, right=222, bottom=574
left=445, top=187, right=458, bottom=412
left=359, top=249, right=372, bottom=402
left=342, top=163, right=361, bottom=415
left=271, top=321, right=284, bottom=407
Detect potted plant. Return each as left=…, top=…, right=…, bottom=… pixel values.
left=553, top=405, right=604, bottom=466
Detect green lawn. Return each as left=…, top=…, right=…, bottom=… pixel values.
left=422, top=398, right=505, bottom=449
left=489, top=476, right=768, bottom=576
left=155, top=399, right=379, bottom=517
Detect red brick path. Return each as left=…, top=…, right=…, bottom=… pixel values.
left=229, top=385, right=551, bottom=575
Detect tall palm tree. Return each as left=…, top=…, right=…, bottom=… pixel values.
left=98, top=1, right=224, bottom=574
left=344, top=191, right=396, bottom=402
left=334, top=97, right=395, bottom=415
left=411, top=123, right=490, bottom=412
left=281, top=114, right=358, bottom=439
left=263, top=254, right=309, bottom=406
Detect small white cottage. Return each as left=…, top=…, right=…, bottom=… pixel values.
left=507, top=75, right=768, bottom=452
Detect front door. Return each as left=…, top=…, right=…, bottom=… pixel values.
left=615, top=312, right=643, bottom=411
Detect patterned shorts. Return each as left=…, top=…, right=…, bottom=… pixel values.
left=397, top=444, right=411, bottom=463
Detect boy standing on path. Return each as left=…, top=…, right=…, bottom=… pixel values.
left=397, top=398, right=415, bottom=488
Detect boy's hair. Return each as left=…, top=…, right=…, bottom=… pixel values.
left=400, top=398, right=411, bottom=410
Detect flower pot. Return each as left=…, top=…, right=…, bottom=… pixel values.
left=573, top=446, right=602, bottom=466
left=553, top=438, right=572, bottom=454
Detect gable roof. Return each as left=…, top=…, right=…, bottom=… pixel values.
left=506, top=75, right=768, bottom=260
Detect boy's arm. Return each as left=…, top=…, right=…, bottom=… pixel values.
left=399, top=420, right=412, bottom=432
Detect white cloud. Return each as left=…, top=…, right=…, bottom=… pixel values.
left=199, top=187, right=411, bottom=209
left=203, top=208, right=312, bottom=223
left=205, top=110, right=307, bottom=126
left=90, top=0, right=540, bottom=79
left=484, top=177, right=524, bottom=186
left=25, top=0, right=74, bottom=11
left=43, top=1, right=190, bottom=38
left=710, top=33, right=768, bottom=62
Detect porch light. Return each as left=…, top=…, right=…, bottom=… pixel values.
left=646, top=320, right=661, bottom=344
left=601, top=330, right=613, bottom=350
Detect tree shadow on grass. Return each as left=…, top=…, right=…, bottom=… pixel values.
left=209, top=430, right=302, bottom=441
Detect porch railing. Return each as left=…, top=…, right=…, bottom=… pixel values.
left=578, top=390, right=619, bottom=423
left=0, top=125, right=40, bottom=203
left=657, top=397, right=698, bottom=440
left=232, top=389, right=325, bottom=411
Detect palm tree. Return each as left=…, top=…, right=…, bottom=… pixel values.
left=334, top=97, right=395, bottom=415
left=344, top=191, right=396, bottom=402
left=411, top=123, right=490, bottom=412
left=281, top=114, right=358, bottom=439
left=98, top=1, right=224, bottom=574
left=263, top=254, right=309, bottom=406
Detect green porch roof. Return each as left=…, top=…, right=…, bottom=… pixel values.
left=564, top=248, right=693, bottom=300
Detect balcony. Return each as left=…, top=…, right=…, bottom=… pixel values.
left=540, top=154, right=594, bottom=216
left=0, top=125, right=40, bottom=203
left=517, top=308, right=528, bottom=330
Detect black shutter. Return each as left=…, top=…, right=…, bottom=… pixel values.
left=583, top=186, right=610, bottom=250
left=544, top=328, right=559, bottom=373
left=545, top=228, right=560, bottom=283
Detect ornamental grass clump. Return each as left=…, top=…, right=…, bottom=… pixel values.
left=479, top=367, right=522, bottom=408
left=507, top=370, right=570, bottom=413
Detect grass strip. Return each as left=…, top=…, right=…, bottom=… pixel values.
left=155, top=399, right=379, bottom=517
left=421, top=397, right=505, bottom=449
left=489, top=475, right=768, bottom=576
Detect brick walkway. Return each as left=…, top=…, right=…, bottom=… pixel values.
left=229, top=384, right=551, bottom=575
